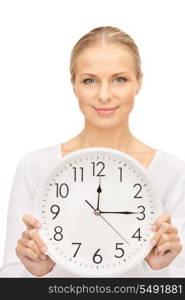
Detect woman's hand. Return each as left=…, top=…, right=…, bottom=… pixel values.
left=16, top=214, right=55, bottom=277
left=145, top=213, right=182, bottom=270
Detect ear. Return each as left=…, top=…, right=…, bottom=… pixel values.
left=135, top=73, right=143, bottom=95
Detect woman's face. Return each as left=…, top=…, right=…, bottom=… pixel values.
left=72, top=44, right=143, bottom=128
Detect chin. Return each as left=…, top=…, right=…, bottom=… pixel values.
left=89, top=118, right=121, bottom=129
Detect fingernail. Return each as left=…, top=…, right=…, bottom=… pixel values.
left=36, top=222, right=42, bottom=228
left=41, top=246, right=48, bottom=255
left=150, top=239, right=157, bottom=246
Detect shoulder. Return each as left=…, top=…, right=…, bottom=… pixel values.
left=157, top=149, right=185, bottom=175
left=147, top=149, right=185, bottom=196
left=16, top=143, right=61, bottom=190
left=25, top=143, right=60, bottom=165
left=157, top=151, right=185, bottom=218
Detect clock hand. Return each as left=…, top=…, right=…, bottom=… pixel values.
left=85, top=200, right=95, bottom=211
left=96, top=176, right=102, bottom=210
left=85, top=200, right=129, bottom=245
left=99, top=214, right=129, bottom=245
left=100, top=211, right=140, bottom=215
left=85, top=201, right=139, bottom=215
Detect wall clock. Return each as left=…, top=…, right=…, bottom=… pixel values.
left=34, top=147, right=161, bottom=277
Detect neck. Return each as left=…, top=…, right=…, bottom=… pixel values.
left=78, top=119, right=135, bottom=153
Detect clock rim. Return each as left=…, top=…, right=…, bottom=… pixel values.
left=33, top=147, right=162, bottom=277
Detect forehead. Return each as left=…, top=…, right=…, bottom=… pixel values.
left=75, top=45, right=135, bottom=75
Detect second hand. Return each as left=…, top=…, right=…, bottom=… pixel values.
left=85, top=200, right=130, bottom=245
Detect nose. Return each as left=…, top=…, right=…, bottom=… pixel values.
left=98, top=82, right=112, bottom=102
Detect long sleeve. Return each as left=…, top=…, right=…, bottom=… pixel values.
left=143, top=167, right=185, bottom=277
left=0, top=150, right=75, bottom=278
left=0, top=154, right=37, bottom=277
left=163, top=171, right=185, bottom=276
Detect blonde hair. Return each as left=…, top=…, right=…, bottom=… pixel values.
left=70, top=26, right=142, bottom=84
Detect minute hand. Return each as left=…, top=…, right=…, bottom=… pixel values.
left=100, top=211, right=140, bottom=214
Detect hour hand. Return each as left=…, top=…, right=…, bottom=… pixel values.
left=96, top=176, right=102, bottom=210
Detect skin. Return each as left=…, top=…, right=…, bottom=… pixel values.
left=16, top=43, right=182, bottom=276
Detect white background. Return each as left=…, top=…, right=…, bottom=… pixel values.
left=1, top=0, right=185, bottom=268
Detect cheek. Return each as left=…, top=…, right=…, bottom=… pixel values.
left=117, top=85, right=135, bottom=110
left=78, top=103, right=93, bottom=117
left=74, top=88, right=94, bottom=115
left=76, top=93, right=92, bottom=115
left=119, top=84, right=136, bottom=99
left=118, top=87, right=135, bottom=114
left=75, top=87, right=94, bottom=105
left=121, top=97, right=135, bottom=115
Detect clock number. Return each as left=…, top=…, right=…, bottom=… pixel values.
left=72, top=167, right=84, bottom=182
left=137, top=205, right=145, bottom=220
left=91, top=161, right=106, bottom=177
left=55, top=183, right=69, bottom=198
left=132, top=228, right=142, bottom=241
left=93, top=248, right=103, bottom=264
left=133, top=183, right=143, bottom=199
left=50, top=205, right=60, bottom=219
left=54, top=226, right=63, bottom=241
left=72, top=242, right=82, bottom=257
left=115, top=243, right=125, bottom=258
left=118, top=167, right=123, bottom=182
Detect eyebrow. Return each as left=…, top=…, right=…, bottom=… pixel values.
left=80, top=71, right=129, bottom=77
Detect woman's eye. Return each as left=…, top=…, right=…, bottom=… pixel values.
left=83, top=77, right=126, bottom=84
left=114, top=77, right=126, bottom=83
left=83, top=78, right=95, bottom=84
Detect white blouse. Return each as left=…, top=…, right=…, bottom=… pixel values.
left=0, top=143, right=185, bottom=277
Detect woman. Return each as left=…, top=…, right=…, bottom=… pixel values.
left=0, top=26, right=184, bottom=277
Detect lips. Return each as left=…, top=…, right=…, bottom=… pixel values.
left=93, top=106, right=119, bottom=111
left=93, top=106, right=119, bottom=116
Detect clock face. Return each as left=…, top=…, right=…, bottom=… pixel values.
left=34, top=147, right=160, bottom=277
